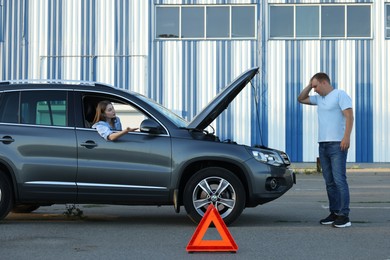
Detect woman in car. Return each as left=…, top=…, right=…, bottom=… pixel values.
left=92, top=100, right=138, bottom=141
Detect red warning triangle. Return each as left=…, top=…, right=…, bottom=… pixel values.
left=186, top=204, right=238, bottom=252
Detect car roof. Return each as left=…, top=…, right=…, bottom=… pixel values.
left=0, top=80, right=117, bottom=92
left=0, top=79, right=180, bottom=131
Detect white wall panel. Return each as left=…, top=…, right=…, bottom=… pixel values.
left=161, top=41, right=183, bottom=114
left=230, top=41, right=254, bottom=145
left=373, top=1, right=390, bottom=162
left=301, top=41, right=320, bottom=162
left=267, top=41, right=286, bottom=151
left=336, top=41, right=356, bottom=162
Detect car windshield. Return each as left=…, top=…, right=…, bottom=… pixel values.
left=134, top=92, right=188, bottom=127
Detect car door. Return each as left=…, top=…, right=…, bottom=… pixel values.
left=0, top=89, right=77, bottom=202
left=75, top=93, right=172, bottom=203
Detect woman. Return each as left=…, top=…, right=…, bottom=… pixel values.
left=92, top=100, right=138, bottom=141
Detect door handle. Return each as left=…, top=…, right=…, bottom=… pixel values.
left=80, top=140, right=98, bottom=149
left=0, top=136, right=15, bottom=144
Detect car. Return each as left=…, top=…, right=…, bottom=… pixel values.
left=0, top=67, right=295, bottom=225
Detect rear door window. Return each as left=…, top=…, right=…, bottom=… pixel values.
left=21, top=91, right=68, bottom=126
left=0, top=92, right=20, bottom=123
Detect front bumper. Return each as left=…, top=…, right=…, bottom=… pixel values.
left=245, top=158, right=296, bottom=206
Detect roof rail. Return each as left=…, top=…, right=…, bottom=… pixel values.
left=0, top=79, right=115, bottom=88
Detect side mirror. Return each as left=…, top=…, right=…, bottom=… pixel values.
left=140, top=119, right=164, bottom=134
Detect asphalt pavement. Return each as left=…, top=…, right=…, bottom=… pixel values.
left=1, top=166, right=389, bottom=260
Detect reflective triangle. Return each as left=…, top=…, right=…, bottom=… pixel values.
left=186, top=204, right=238, bottom=252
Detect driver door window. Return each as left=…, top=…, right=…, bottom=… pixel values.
left=82, top=96, right=147, bottom=129
left=110, top=102, right=147, bottom=130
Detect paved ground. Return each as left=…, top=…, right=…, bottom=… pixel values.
left=1, top=168, right=389, bottom=260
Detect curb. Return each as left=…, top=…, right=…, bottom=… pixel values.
left=291, top=163, right=390, bottom=174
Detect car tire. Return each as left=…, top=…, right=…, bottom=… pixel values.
left=11, top=204, right=40, bottom=213
left=183, top=167, right=246, bottom=226
left=0, top=173, right=13, bottom=220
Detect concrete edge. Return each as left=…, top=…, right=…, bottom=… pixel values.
left=291, top=163, right=390, bottom=173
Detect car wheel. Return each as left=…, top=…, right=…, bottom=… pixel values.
left=183, top=167, right=246, bottom=225
left=0, top=173, right=13, bottom=220
left=11, top=204, right=40, bottom=213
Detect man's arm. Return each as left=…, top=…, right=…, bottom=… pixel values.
left=340, top=108, right=354, bottom=151
left=298, top=84, right=314, bottom=105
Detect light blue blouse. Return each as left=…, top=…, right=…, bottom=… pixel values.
left=92, top=117, right=123, bottom=140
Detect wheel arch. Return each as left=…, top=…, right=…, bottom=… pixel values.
left=176, top=159, right=251, bottom=206
left=0, top=160, right=18, bottom=201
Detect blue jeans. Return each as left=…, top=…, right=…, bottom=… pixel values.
left=319, top=142, right=350, bottom=216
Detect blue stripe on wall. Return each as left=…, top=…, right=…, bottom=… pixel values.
left=0, top=4, right=3, bottom=42
left=285, top=41, right=303, bottom=162
left=321, top=41, right=337, bottom=88
left=320, top=40, right=373, bottom=162
left=47, top=0, right=63, bottom=79
left=148, top=2, right=153, bottom=100
left=182, top=41, right=198, bottom=120
left=80, top=0, right=97, bottom=81
left=355, top=40, right=373, bottom=162
left=2, top=0, right=29, bottom=79
left=114, top=1, right=119, bottom=87
left=215, top=41, right=231, bottom=141
left=113, top=1, right=133, bottom=90
left=152, top=42, right=164, bottom=105
left=22, top=0, right=29, bottom=79
left=9, top=1, right=16, bottom=78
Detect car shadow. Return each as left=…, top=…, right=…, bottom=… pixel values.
left=4, top=204, right=306, bottom=227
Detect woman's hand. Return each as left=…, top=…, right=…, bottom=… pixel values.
left=126, top=127, right=139, bottom=132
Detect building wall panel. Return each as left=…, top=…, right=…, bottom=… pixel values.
left=372, top=1, right=390, bottom=162
left=152, top=40, right=257, bottom=145
left=2, top=0, right=149, bottom=93
left=0, top=0, right=389, bottom=162
left=266, top=0, right=383, bottom=162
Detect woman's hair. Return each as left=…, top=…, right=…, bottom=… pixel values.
left=92, top=100, right=114, bottom=125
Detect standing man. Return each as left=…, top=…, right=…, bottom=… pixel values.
left=298, top=73, right=354, bottom=228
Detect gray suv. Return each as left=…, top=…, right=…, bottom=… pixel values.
left=0, top=67, right=295, bottom=225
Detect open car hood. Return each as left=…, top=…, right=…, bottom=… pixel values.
left=188, top=67, right=259, bottom=130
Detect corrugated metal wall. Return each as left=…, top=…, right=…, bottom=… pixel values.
left=151, top=0, right=260, bottom=147
left=0, top=0, right=389, bottom=162
left=0, top=0, right=149, bottom=93
left=267, top=0, right=389, bottom=163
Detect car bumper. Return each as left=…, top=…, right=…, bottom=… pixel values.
left=245, top=159, right=296, bottom=206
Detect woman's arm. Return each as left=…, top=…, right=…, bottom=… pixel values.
left=107, top=127, right=138, bottom=141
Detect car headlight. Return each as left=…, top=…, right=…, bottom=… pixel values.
left=251, top=149, right=284, bottom=166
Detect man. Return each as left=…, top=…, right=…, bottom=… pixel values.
left=298, top=73, right=354, bottom=228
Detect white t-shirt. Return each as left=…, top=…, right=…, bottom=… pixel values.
left=309, top=89, right=352, bottom=142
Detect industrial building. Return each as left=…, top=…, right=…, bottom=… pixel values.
left=0, top=1, right=389, bottom=162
